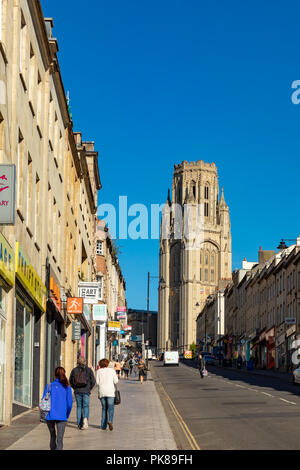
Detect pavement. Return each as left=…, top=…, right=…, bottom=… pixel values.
left=1, top=368, right=177, bottom=451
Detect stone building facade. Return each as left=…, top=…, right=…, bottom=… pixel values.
left=158, top=160, right=232, bottom=353
left=0, top=1, right=100, bottom=426
left=95, top=220, right=126, bottom=362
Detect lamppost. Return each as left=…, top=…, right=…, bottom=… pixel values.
left=144, top=273, right=159, bottom=367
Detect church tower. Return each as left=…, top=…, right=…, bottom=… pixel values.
left=158, top=160, right=232, bottom=353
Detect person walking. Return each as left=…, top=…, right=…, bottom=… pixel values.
left=122, top=358, right=130, bottom=379
left=114, top=360, right=122, bottom=378
left=198, top=353, right=205, bottom=379
left=138, top=358, right=147, bottom=384
left=96, top=358, right=119, bottom=431
left=41, top=367, right=73, bottom=451
left=69, top=357, right=96, bottom=430
left=129, top=356, right=135, bottom=376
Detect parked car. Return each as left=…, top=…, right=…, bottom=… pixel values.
left=293, top=367, right=300, bottom=384
left=201, top=352, right=216, bottom=366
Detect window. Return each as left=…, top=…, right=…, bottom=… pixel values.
left=204, top=186, right=209, bottom=200
left=211, top=270, right=215, bottom=282
left=96, top=240, right=103, bottom=255
left=204, top=202, right=209, bottom=217
left=204, top=269, right=208, bottom=281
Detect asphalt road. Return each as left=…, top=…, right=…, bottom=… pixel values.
left=150, top=360, right=300, bottom=450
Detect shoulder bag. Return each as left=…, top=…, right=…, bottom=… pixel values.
left=39, top=383, right=51, bottom=422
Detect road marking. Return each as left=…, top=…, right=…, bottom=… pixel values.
left=261, top=392, right=274, bottom=397
left=157, top=382, right=200, bottom=451
left=279, top=398, right=296, bottom=405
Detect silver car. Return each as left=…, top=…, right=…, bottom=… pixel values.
left=293, top=367, right=300, bottom=384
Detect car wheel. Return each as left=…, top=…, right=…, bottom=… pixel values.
left=293, top=376, right=297, bottom=385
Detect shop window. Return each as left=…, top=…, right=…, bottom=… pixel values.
left=14, top=295, right=33, bottom=407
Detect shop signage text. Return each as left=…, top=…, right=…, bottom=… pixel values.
left=108, top=321, right=120, bottom=332
left=0, top=232, right=14, bottom=287
left=78, top=282, right=100, bottom=304
left=0, top=165, right=16, bottom=225
left=15, top=242, right=47, bottom=312
left=72, top=322, right=82, bottom=341
left=50, top=276, right=61, bottom=312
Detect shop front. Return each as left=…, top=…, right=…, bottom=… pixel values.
left=13, top=243, right=46, bottom=416
left=0, top=233, right=15, bottom=425
left=286, top=325, right=296, bottom=371
left=45, top=265, right=64, bottom=384
left=275, top=328, right=286, bottom=371
left=265, top=328, right=275, bottom=369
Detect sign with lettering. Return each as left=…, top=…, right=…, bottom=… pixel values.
left=78, top=282, right=100, bottom=304
left=108, top=321, right=120, bottom=332
left=0, top=165, right=15, bottom=225
left=0, top=232, right=14, bottom=287
left=72, top=322, right=82, bottom=341
left=15, top=242, right=47, bottom=311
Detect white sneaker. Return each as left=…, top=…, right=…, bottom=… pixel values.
left=82, top=417, right=88, bottom=429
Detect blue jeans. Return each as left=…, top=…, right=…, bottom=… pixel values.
left=75, top=393, right=90, bottom=426
left=100, top=397, right=115, bottom=429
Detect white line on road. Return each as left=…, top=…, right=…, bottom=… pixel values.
left=261, top=392, right=274, bottom=397
left=279, top=398, right=296, bottom=405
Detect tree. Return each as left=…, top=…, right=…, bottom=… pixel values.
left=190, top=342, right=197, bottom=358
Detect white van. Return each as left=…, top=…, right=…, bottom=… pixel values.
left=145, top=349, right=153, bottom=360
left=163, top=351, right=179, bottom=366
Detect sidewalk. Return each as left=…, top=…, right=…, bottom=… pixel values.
left=3, top=370, right=177, bottom=451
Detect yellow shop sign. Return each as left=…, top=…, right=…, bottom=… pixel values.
left=0, top=232, right=14, bottom=287
left=15, top=242, right=47, bottom=312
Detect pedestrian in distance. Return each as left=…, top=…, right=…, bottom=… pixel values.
left=120, top=359, right=125, bottom=378
left=41, top=367, right=73, bottom=451
left=122, top=358, right=130, bottom=379
left=138, top=358, right=147, bottom=384
left=114, top=360, right=122, bottom=378
left=129, top=357, right=135, bottom=376
left=97, top=358, right=119, bottom=431
left=198, top=353, right=205, bottom=379
left=69, top=357, right=96, bottom=430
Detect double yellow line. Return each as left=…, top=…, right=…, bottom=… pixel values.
left=158, top=382, right=200, bottom=451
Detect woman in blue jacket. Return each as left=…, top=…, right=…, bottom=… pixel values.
left=41, top=367, right=73, bottom=450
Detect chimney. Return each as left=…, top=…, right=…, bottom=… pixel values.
left=258, top=247, right=275, bottom=265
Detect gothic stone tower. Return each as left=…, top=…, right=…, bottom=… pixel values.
left=158, top=160, right=232, bottom=353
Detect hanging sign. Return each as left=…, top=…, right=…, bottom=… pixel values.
left=0, top=165, right=16, bottom=225
left=67, top=297, right=83, bottom=314
left=78, top=282, right=100, bottom=304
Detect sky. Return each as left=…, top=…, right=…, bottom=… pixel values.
left=43, top=0, right=300, bottom=311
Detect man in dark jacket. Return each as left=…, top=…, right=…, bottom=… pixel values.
left=69, top=357, right=96, bottom=430
left=198, top=354, right=205, bottom=379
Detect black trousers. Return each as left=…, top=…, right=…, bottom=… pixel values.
left=47, top=420, right=67, bottom=450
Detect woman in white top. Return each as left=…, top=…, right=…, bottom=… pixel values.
left=96, top=358, right=118, bottom=430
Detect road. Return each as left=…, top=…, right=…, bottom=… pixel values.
left=150, top=360, right=300, bottom=450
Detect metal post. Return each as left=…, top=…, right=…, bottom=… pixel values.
left=146, top=272, right=150, bottom=368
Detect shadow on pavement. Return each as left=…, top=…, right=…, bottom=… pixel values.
left=181, top=360, right=300, bottom=398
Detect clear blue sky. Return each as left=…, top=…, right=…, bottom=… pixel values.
left=43, top=0, right=300, bottom=311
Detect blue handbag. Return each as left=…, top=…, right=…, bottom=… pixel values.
left=39, top=384, right=51, bottom=422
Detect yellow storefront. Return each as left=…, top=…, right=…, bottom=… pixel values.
left=0, top=232, right=15, bottom=425
left=13, top=242, right=46, bottom=416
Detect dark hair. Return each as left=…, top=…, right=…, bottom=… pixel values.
left=99, top=358, right=109, bottom=368
left=55, top=367, right=69, bottom=388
